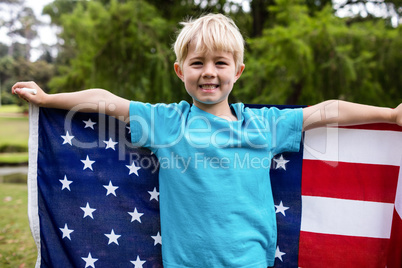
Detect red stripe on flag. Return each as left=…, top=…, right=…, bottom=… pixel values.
left=387, top=209, right=402, bottom=267
left=302, top=159, right=399, bottom=203
left=340, top=123, right=402, bottom=132
left=298, top=231, right=389, bottom=268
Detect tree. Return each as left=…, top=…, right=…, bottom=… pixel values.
left=42, top=0, right=78, bottom=26
left=41, top=0, right=401, bottom=107
left=47, top=0, right=189, bottom=103
left=0, top=43, right=8, bottom=57
left=0, top=55, right=54, bottom=105
left=248, top=0, right=334, bottom=37
left=336, top=0, right=402, bottom=26
left=235, top=0, right=401, bottom=107
left=14, top=6, right=40, bottom=60
left=0, top=0, right=50, bottom=105
left=0, top=0, right=22, bottom=56
left=305, top=0, right=333, bottom=14
left=0, top=1, right=40, bottom=59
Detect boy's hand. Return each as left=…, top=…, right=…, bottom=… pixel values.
left=12, top=81, right=130, bottom=120
left=12, top=81, right=47, bottom=106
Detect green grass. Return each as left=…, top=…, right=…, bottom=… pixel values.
left=0, top=106, right=37, bottom=266
left=0, top=117, right=29, bottom=148
left=0, top=105, right=29, bottom=164
left=0, top=183, right=37, bottom=267
left=0, top=105, right=23, bottom=114
left=0, top=153, right=29, bottom=164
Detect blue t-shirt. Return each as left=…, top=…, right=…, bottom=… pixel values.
left=130, top=101, right=303, bottom=268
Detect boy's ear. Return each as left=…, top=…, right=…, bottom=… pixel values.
left=174, top=62, right=184, bottom=81
left=234, top=64, right=245, bottom=82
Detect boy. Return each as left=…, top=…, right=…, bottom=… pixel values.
left=12, top=13, right=401, bottom=268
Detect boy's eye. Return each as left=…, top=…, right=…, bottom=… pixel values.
left=191, top=61, right=203, bottom=65
left=216, top=61, right=227, bottom=65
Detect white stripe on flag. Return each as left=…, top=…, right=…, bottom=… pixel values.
left=27, top=104, right=41, bottom=268
left=303, top=127, right=402, bottom=166
left=301, top=196, right=394, bottom=239
left=395, top=158, right=402, bottom=217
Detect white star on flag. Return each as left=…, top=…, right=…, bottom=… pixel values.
left=103, top=181, right=119, bottom=196
left=275, top=201, right=290, bottom=216
left=126, top=162, right=141, bottom=176
left=83, top=118, right=96, bottom=129
left=59, top=175, right=73, bottom=191
left=274, top=154, right=290, bottom=170
left=80, top=202, right=96, bottom=219
left=148, top=187, right=159, bottom=201
left=81, top=155, right=95, bottom=170
left=151, top=232, right=162, bottom=246
left=105, top=229, right=121, bottom=245
left=128, top=208, right=144, bottom=223
left=82, top=252, right=98, bottom=268
left=59, top=223, right=74, bottom=240
left=275, top=245, right=286, bottom=262
left=61, top=131, right=74, bottom=145
left=130, top=255, right=146, bottom=268
left=103, top=138, right=118, bottom=150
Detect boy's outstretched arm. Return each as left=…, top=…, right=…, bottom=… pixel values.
left=302, top=100, right=402, bottom=131
left=12, top=81, right=130, bottom=121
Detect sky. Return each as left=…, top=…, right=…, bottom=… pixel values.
left=26, top=0, right=53, bottom=19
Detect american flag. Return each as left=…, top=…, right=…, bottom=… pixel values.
left=299, top=123, right=402, bottom=268
left=27, top=104, right=402, bottom=268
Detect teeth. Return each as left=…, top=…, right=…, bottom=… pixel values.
left=200, top=85, right=218, bottom=89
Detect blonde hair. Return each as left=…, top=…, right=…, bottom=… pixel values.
left=173, top=13, right=245, bottom=71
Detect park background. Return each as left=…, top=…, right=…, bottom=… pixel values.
left=0, top=0, right=401, bottom=267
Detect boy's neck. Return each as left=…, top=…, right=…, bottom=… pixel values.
left=193, top=100, right=238, bottom=121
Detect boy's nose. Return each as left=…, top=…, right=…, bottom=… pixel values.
left=202, top=63, right=216, bottom=78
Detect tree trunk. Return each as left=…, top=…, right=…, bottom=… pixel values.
left=250, top=0, right=274, bottom=37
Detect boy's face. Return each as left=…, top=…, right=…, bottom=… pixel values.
left=174, top=43, right=244, bottom=111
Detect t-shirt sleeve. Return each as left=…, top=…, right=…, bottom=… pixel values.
left=129, top=101, right=190, bottom=149
left=265, top=107, right=303, bottom=155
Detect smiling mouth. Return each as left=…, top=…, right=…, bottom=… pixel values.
left=199, top=84, right=219, bottom=90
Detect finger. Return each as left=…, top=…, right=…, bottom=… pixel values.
left=12, top=81, right=37, bottom=94
left=15, top=88, right=35, bottom=102
left=17, top=94, right=27, bottom=102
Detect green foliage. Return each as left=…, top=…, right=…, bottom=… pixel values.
left=2, top=0, right=399, bottom=107
left=49, top=0, right=187, bottom=103
left=0, top=56, right=54, bottom=106
left=236, top=0, right=402, bottom=106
